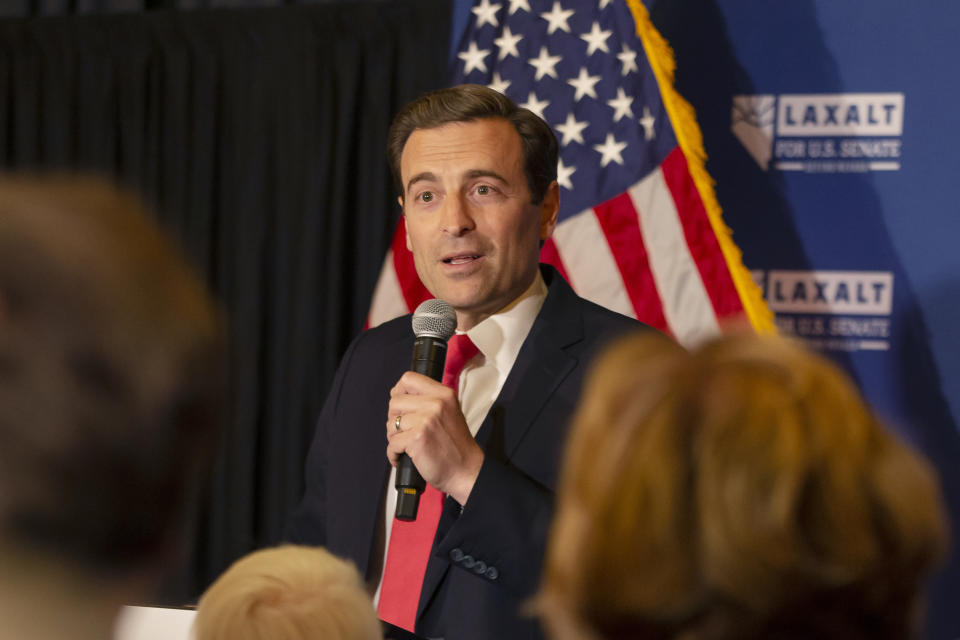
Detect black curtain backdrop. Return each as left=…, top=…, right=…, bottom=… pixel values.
left=0, top=0, right=354, bottom=18
left=0, top=0, right=449, bottom=600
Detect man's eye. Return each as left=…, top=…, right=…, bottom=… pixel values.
left=419, top=192, right=434, bottom=203
left=476, top=185, right=491, bottom=195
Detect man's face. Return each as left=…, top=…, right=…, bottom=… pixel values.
left=400, top=118, right=559, bottom=330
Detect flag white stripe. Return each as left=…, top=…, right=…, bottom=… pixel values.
left=552, top=209, right=636, bottom=318
left=628, top=170, right=720, bottom=346
left=367, top=250, right=410, bottom=327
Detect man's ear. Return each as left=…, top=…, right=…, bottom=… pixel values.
left=539, top=181, right=560, bottom=240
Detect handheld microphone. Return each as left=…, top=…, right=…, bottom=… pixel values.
left=395, top=299, right=457, bottom=521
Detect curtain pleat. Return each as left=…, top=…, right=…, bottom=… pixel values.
left=0, top=0, right=450, bottom=600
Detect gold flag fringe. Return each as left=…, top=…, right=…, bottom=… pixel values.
left=627, top=0, right=776, bottom=334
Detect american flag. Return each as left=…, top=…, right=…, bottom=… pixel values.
left=367, top=0, right=773, bottom=345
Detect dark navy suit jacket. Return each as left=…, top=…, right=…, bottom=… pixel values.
left=287, top=265, right=645, bottom=640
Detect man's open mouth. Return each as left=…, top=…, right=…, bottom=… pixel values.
left=443, top=255, right=480, bottom=265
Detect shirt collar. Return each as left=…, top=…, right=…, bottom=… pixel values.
left=463, top=270, right=548, bottom=371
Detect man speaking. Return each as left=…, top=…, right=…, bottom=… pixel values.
left=287, top=84, right=645, bottom=640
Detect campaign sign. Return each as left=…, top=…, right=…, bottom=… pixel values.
left=644, top=1, right=960, bottom=638
left=733, top=93, right=904, bottom=173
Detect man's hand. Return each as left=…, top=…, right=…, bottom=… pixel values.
left=386, top=371, right=484, bottom=505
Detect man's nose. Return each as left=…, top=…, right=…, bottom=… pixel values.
left=440, top=194, right=475, bottom=236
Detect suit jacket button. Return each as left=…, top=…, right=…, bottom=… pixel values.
left=462, top=555, right=475, bottom=569
left=485, top=566, right=499, bottom=580
left=473, top=560, right=487, bottom=575
left=449, top=548, right=464, bottom=563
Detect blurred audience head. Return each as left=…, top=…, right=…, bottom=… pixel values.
left=0, top=176, right=223, bottom=635
left=193, top=545, right=381, bottom=640
left=537, top=332, right=948, bottom=640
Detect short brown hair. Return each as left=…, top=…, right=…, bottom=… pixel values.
left=194, top=545, right=381, bottom=640
left=387, top=84, right=558, bottom=204
left=0, top=176, right=223, bottom=574
left=537, top=332, right=948, bottom=640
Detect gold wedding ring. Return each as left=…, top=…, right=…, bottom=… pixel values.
left=394, top=414, right=402, bottom=432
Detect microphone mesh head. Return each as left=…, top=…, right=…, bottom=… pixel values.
left=412, top=299, right=457, bottom=340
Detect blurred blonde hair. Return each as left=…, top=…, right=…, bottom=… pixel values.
left=537, top=332, right=947, bottom=640
left=193, top=545, right=381, bottom=640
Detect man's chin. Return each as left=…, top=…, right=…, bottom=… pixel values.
left=427, top=290, right=491, bottom=324
left=425, top=278, right=485, bottom=306
left=437, top=293, right=485, bottom=313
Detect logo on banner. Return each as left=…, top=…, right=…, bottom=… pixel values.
left=752, top=270, right=894, bottom=352
left=732, top=93, right=904, bottom=173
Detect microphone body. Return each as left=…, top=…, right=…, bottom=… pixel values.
left=396, top=299, right=457, bottom=521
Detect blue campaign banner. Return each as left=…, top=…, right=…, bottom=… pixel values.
left=451, top=1, right=960, bottom=637
left=642, top=3, right=960, bottom=637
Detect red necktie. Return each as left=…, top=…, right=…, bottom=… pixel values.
left=377, top=334, right=479, bottom=632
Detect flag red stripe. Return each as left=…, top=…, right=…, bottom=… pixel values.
left=539, top=237, right=570, bottom=283
left=593, top=193, right=669, bottom=332
left=661, top=149, right=743, bottom=317
left=390, top=218, right=431, bottom=312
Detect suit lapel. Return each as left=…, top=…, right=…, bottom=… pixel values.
left=417, top=266, right=584, bottom=621
left=479, top=266, right=583, bottom=456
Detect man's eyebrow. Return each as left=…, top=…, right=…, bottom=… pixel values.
left=465, top=169, right=508, bottom=183
left=406, top=169, right=509, bottom=195
left=405, top=172, right=437, bottom=195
